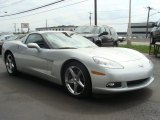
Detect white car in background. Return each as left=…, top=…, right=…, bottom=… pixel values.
left=0, top=34, right=14, bottom=54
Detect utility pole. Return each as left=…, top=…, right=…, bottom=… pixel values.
left=89, top=12, right=92, bottom=26
left=127, top=0, right=132, bottom=45
left=46, top=19, right=48, bottom=30
left=146, top=6, right=153, bottom=38
left=13, top=23, right=17, bottom=33
left=94, top=0, right=97, bottom=26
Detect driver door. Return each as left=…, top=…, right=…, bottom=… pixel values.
left=20, top=33, right=50, bottom=76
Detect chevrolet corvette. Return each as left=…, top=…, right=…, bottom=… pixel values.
left=2, top=31, right=154, bottom=97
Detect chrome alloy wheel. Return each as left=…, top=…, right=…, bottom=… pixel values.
left=65, top=66, right=85, bottom=95
left=5, top=54, right=15, bottom=74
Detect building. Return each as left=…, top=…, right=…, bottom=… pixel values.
left=36, top=25, right=77, bottom=31
left=131, top=22, right=155, bottom=38
left=118, top=22, right=155, bottom=38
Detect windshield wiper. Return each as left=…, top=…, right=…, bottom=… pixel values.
left=58, top=47, right=77, bottom=49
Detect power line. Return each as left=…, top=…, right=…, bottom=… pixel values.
left=0, top=0, right=66, bottom=17
left=0, top=0, right=25, bottom=8
left=0, top=0, right=88, bottom=21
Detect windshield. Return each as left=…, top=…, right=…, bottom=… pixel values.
left=75, top=26, right=100, bottom=34
left=43, top=32, right=97, bottom=49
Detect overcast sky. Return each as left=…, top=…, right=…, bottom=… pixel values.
left=0, top=0, right=160, bottom=32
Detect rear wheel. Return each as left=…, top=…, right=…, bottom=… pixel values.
left=62, top=62, right=92, bottom=98
left=5, top=52, right=17, bottom=75
left=113, top=41, right=119, bottom=47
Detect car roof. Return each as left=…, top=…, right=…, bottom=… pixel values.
left=30, top=31, right=75, bottom=34
left=77, top=25, right=111, bottom=28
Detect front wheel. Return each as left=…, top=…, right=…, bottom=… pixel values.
left=62, top=62, right=92, bottom=98
left=95, top=41, right=102, bottom=47
left=5, top=53, right=17, bottom=75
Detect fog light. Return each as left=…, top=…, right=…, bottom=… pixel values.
left=106, top=82, right=121, bottom=88
left=106, top=82, right=115, bottom=87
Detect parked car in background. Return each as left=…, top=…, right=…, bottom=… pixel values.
left=118, top=36, right=126, bottom=42
left=7, top=34, right=26, bottom=41
left=150, top=20, right=160, bottom=44
left=0, top=34, right=14, bottom=54
left=75, top=26, right=119, bottom=47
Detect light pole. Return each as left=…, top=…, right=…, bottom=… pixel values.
left=146, top=6, right=153, bottom=38
left=94, top=0, right=97, bottom=26
left=127, top=0, right=132, bottom=45
left=46, top=19, right=48, bottom=29
left=89, top=12, right=92, bottom=26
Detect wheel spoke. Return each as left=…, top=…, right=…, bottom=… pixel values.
left=6, top=62, right=9, bottom=67
left=77, top=80, right=84, bottom=88
left=7, top=56, right=12, bottom=63
left=11, top=63, right=14, bottom=68
left=74, top=83, right=78, bottom=94
left=76, top=70, right=81, bottom=78
left=69, top=67, right=76, bottom=78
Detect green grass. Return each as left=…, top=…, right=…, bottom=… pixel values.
left=119, top=44, right=149, bottom=53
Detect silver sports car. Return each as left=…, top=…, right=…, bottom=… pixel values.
left=2, top=31, right=154, bottom=97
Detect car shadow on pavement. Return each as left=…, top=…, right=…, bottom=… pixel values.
left=0, top=71, right=153, bottom=115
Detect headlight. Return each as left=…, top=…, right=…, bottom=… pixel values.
left=93, top=57, right=124, bottom=69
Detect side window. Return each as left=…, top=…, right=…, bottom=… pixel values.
left=100, top=27, right=106, bottom=33
left=103, top=27, right=110, bottom=35
left=110, top=28, right=115, bottom=35
left=94, top=27, right=100, bottom=34
left=25, top=34, right=49, bottom=49
left=110, top=28, right=118, bottom=38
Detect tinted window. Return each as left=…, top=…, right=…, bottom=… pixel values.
left=25, top=34, right=49, bottom=49
left=75, top=26, right=100, bottom=34
left=101, top=27, right=110, bottom=34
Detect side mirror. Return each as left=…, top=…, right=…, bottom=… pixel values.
left=99, top=31, right=108, bottom=37
left=27, top=43, right=41, bottom=52
left=103, top=31, right=109, bottom=35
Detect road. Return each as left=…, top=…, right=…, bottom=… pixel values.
left=0, top=55, right=160, bottom=120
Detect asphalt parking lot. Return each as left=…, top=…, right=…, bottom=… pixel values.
left=0, top=55, right=160, bottom=120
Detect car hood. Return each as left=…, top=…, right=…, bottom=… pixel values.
left=77, top=47, right=146, bottom=62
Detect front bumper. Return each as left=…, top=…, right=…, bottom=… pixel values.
left=90, top=60, right=154, bottom=94
left=92, top=77, right=154, bottom=93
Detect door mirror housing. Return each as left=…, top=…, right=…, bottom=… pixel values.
left=99, top=31, right=108, bottom=37
left=27, top=43, right=41, bottom=52
left=103, top=31, right=109, bottom=35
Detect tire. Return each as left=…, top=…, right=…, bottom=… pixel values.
left=5, top=52, right=17, bottom=75
left=150, top=36, right=155, bottom=44
left=62, top=62, right=92, bottom=98
left=95, top=41, right=102, bottom=47
left=113, top=41, right=119, bottom=47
